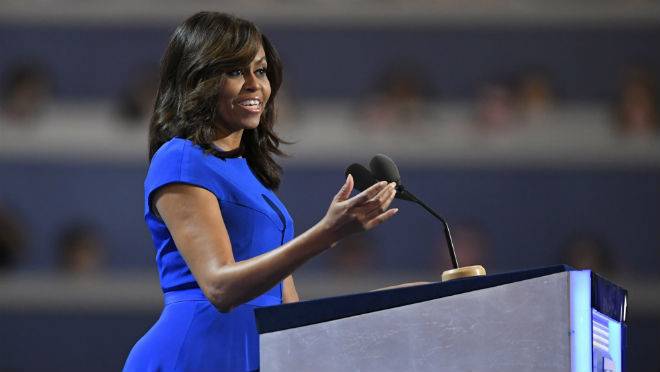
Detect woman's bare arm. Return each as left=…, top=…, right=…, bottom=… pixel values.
left=282, top=275, right=299, bottom=303
left=154, top=175, right=396, bottom=312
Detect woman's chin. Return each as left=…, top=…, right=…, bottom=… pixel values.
left=223, top=122, right=260, bottom=132
left=241, top=120, right=262, bottom=130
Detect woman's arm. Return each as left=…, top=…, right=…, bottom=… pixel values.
left=154, top=175, right=396, bottom=312
left=282, top=275, right=299, bottom=303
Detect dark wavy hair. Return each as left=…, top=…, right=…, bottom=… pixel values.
left=149, top=12, right=286, bottom=189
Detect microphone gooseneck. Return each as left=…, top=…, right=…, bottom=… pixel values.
left=397, top=185, right=459, bottom=269
left=369, top=154, right=460, bottom=270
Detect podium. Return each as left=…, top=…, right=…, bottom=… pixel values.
left=255, top=266, right=627, bottom=372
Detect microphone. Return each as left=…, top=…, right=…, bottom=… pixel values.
left=369, top=154, right=460, bottom=270
left=345, top=156, right=486, bottom=280
left=345, top=163, right=378, bottom=191
left=369, top=154, right=415, bottom=202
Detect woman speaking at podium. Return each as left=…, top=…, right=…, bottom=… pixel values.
left=123, top=12, right=398, bottom=372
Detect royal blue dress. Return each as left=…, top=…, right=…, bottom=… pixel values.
left=123, top=138, right=294, bottom=372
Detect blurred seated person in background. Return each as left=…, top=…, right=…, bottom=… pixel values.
left=358, top=62, right=435, bottom=130
left=614, top=66, right=658, bottom=139
left=515, top=67, right=557, bottom=126
left=0, top=62, right=53, bottom=125
left=116, top=64, right=159, bottom=128
left=473, top=80, right=517, bottom=135
left=56, top=223, right=105, bottom=274
left=560, top=232, right=616, bottom=279
left=0, top=202, right=25, bottom=272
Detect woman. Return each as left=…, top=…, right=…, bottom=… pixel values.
left=123, top=12, right=398, bottom=372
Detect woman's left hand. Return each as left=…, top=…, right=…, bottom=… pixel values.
left=319, top=174, right=398, bottom=244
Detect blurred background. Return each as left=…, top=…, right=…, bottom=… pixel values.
left=1, top=1, right=659, bottom=371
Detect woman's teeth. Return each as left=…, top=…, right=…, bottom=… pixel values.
left=239, top=99, right=260, bottom=107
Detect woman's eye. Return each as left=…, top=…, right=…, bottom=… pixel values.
left=255, top=68, right=267, bottom=76
left=226, top=69, right=243, bottom=77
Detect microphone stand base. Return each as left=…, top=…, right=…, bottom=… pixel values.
left=441, top=265, right=487, bottom=282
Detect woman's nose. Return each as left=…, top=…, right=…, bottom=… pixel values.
left=243, top=72, right=260, bottom=91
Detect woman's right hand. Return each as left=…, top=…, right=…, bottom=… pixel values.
left=320, top=174, right=398, bottom=244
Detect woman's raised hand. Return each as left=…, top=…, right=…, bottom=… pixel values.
left=320, top=174, right=399, bottom=243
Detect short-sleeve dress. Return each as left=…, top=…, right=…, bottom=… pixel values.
left=123, top=137, right=294, bottom=372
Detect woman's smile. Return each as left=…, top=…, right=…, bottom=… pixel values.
left=235, top=97, right=264, bottom=113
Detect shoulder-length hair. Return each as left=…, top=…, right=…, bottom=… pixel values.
left=149, top=12, right=286, bottom=189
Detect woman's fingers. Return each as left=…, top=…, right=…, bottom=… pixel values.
left=333, top=174, right=354, bottom=202
left=379, top=184, right=397, bottom=211
left=364, top=208, right=399, bottom=230
left=344, top=181, right=388, bottom=208
left=353, top=182, right=397, bottom=214
left=361, top=187, right=396, bottom=220
left=378, top=183, right=397, bottom=210
left=324, top=178, right=399, bottom=240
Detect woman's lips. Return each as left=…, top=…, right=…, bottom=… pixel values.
left=237, top=98, right=263, bottom=113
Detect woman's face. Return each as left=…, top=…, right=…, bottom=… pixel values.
left=216, top=45, right=271, bottom=132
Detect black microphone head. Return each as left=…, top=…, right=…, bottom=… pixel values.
left=369, top=154, right=401, bottom=184
left=345, top=163, right=378, bottom=191
left=369, top=154, right=417, bottom=202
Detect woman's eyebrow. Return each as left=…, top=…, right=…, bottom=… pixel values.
left=254, top=56, right=267, bottom=64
